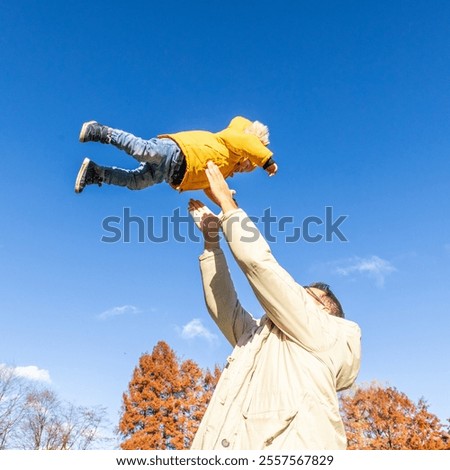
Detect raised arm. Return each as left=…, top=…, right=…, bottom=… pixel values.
left=199, top=246, right=257, bottom=346
left=189, top=199, right=257, bottom=347
left=202, top=162, right=341, bottom=352
left=220, top=208, right=338, bottom=351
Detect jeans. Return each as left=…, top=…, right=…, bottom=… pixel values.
left=101, top=129, right=183, bottom=190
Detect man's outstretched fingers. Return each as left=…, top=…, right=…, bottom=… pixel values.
left=188, top=198, right=204, bottom=211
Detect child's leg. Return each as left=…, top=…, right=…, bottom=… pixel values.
left=79, top=121, right=182, bottom=187
left=80, top=121, right=179, bottom=172
left=110, top=130, right=175, bottom=165
left=102, top=162, right=163, bottom=190
left=109, top=132, right=182, bottom=186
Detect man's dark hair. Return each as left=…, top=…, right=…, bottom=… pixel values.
left=308, top=282, right=345, bottom=318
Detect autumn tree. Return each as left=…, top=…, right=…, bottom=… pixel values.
left=340, top=383, right=450, bottom=449
left=118, top=341, right=221, bottom=450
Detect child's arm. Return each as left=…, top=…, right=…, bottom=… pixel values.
left=219, top=128, right=273, bottom=167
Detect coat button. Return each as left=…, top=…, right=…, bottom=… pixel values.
left=221, top=439, right=230, bottom=448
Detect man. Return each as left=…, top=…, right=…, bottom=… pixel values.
left=187, top=161, right=361, bottom=450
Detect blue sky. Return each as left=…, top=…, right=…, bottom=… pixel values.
left=1, top=0, right=449, bottom=446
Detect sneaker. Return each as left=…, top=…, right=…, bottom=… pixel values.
left=74, top=158, right=103, bottom=193
left=79, top=121, right=111, bottom=143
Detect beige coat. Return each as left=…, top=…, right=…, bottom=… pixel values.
left=191, top=209, right=361, bottom=450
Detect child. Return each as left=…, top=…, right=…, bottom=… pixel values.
left=74, top=116, right=277, bottom=193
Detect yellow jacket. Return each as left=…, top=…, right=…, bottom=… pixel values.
left=158, top=116, right=273, bottom=191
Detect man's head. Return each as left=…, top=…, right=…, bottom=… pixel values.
left=304, top=282, right=345, bottom=318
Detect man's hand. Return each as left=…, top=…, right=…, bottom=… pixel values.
left=188, top=199, right=221, bottom=250
left=204, top=161, right=239, bottom=213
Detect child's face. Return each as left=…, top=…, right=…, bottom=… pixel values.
left=234, top=159, right=255, bottom=173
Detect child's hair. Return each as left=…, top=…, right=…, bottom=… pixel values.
left=244, top=121, right=270, bottom=145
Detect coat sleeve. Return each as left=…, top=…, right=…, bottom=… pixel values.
left=218, top=117, right=273, bottom=168
left=199, top=247, right=258, bottom=347
left=334, top=319, right=362, bottom=391
left=220, top=209, right=343, bottom=353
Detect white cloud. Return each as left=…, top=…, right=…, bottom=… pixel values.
left=0, top=363, right=51, bottom=383
left=335, top=255, right=396, bottom=286
left=180, top=319, right=217, bottom=343
left=97, top=305, right=141, bottom=320
left=14, top=366, right=51, bottom=383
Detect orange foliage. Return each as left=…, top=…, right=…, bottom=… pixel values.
left=340, top=383, right=450, bottom=449
left=118, top=341, right=220, bottom=449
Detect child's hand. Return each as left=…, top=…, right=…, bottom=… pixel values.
left=265, top=163, right=278, bottom=177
